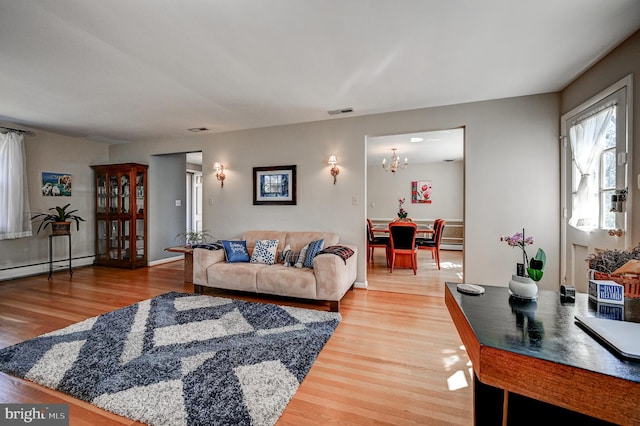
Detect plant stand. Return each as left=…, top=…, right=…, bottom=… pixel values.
left=49, top=233, right=72, bottom=280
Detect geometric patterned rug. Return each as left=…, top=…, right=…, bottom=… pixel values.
left=0, top=292, right=341, bottom=425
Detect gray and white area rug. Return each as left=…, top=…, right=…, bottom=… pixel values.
left=0, top=292, right=341, bottom=426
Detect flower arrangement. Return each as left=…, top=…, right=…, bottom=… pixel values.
left=397, top=197, right=408, bottom=219
left=500, top=228, right=546, bottom=282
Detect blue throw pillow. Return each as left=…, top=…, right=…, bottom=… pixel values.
left=303, top=239, right=324, bottom=268
left=221, top=240, right=250, bottom=263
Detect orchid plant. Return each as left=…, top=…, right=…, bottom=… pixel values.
left=500, top=228, right=546, bottom=282
left=397, top=197, right=408, bottom=219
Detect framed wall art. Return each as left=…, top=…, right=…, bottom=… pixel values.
left=253, top=165, right=297, bottom=205
left=41, top=172, right=72, bottom=196
left=411, top=180, right=432, bottom=204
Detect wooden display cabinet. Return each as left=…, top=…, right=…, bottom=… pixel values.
left=91, top=163, right=148, bottom=268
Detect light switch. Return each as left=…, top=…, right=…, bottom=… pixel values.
left=175, top=200, right=181, bottom=207
left=208, top=198, right=213, bottom=206
left=352, top=196, right=359, bottom=205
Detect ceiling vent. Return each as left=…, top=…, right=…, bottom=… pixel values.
left=188, top=127, right=209, bottom=133
left=327, top=107, right=354, bottom=115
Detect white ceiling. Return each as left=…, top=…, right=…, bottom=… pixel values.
left=1, top=1, right=639, bottom=143
left=368, top=128, right=464, bottom=165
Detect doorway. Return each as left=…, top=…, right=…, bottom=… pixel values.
left=560, top=76, right=632, bottom=292
left=186, top=152, right=203, bottom=233
left=365, top=128, right=465, bottom=294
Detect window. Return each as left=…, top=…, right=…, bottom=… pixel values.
left=0, top=132, right=32, bottom=239
left=566, top=86, right=627, bottom=231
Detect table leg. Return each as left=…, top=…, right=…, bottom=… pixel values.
left=48, top=235, right=53, bottom=280
left=184, top=251, right=193, bottom=283
left=68, top=234, right=73, bottom=277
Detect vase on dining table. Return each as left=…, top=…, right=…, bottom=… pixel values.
left=508, top=272, right=538, bottom=300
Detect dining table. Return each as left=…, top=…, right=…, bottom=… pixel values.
left=371, top=224, right=435, bottom=237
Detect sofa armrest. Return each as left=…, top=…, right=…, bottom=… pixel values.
left=193, top=248, right=226, bottom=285
left=313, top=244, right=358, bottom=301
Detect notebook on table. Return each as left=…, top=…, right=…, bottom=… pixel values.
left=575, top=315, right=640, bottom=361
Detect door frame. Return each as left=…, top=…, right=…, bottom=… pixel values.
left=560, top=74, right=634, bottom=285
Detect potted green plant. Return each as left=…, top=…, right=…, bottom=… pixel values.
left=175, top=229, right=214, bottom=246
left=31, top=203, right=85, bottom=235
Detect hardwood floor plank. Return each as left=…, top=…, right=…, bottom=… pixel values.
left=0, top=253, right=472, bottom=425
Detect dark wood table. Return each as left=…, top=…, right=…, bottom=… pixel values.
left=444, top=282, right=640, bottom=425
left=164, top=246, right=193, bottom=283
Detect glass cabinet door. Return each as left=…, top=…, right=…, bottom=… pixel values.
left=136, top=171, right=144, bottom=215
left=121, top=174, right=130, bottom=214
left=109, top=174, right=119, bottom=213
left=97, top=175, right=107, bottom=213
left=109, top=220, right=119, bottom=259
left=121, top=219, right=130, bottom=260
left=97, top=220, right=107, bottom=259
left=136, top=218, right=144, bottom=259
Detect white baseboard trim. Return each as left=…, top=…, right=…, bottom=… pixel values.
left=354, top=280, right=367, bottom=289
left=0, top=257, right=95, bottom=281
left=148, top=255, right=183, bottom=266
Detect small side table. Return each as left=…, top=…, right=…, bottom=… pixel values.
left=49, top=233, right=72, bottom=280
left=164, top=246, right=194, bottom=283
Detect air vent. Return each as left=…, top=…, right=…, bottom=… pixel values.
left=328, top=107, right=354, bottom=115
left=188, top=127, right=209, bottom=133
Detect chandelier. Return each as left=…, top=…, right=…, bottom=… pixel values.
left=382, top=148, right=408, bottom=173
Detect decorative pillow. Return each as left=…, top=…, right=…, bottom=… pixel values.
left=279, top=244, right=291, bottom=263
left=221, top=240, right=250, bottom=263
left=303, top=239, right=325, bottom=268
left=294, top=244, right=309, bottom=268
left=283, top=249, right=303, bottom=267
left=250, top=239, right=279, bottom=265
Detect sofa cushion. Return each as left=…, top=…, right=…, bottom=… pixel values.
left=303, top=239, right=325, bottom=268
left=206, top=262, right=264, bottom=292
left=221, top=240, right=250, bottom=263
left=250, top=239, right=279, bottom=265
left=284, top=231, right=339, bottom=251
left=256, top=265, right=317, bottom=299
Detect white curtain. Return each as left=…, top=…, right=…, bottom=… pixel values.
left=568, top=106, right=614, bottom=229
left=0, top=132, right=32, bottom=239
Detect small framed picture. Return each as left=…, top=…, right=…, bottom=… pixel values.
left=42, top=172, right=72, bottom=196
left=253, top=165, right=297, bottom=205
left=411, top=180, right=432, bottom=204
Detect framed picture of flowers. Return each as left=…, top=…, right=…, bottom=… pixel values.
left=411, top=180, right=432, bottom=204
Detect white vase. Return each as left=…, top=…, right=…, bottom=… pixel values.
left=508, top=274, right=538, bottom=300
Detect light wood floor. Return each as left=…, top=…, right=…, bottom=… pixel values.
left=0, top=250, right=472, bottom=425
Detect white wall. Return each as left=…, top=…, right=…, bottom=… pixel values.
left=0, top=124, right=109, bottom=279
left=109, top=92, right=561, bottom=290
left=367, top=160, right=463, bottom=221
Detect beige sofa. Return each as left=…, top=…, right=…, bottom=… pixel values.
left=193, top=230, right=358, bottom=312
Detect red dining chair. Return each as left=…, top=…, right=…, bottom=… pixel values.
left=366, top=218, right=389, bottom=264
left=416, top=219, right=446, bottom=269
left=388, top=221, right=418, bottom=274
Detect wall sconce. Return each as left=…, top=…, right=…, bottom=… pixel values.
left=328, top=155, right=339, bottom=185
left=214, top=162, right=225, bottom=187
